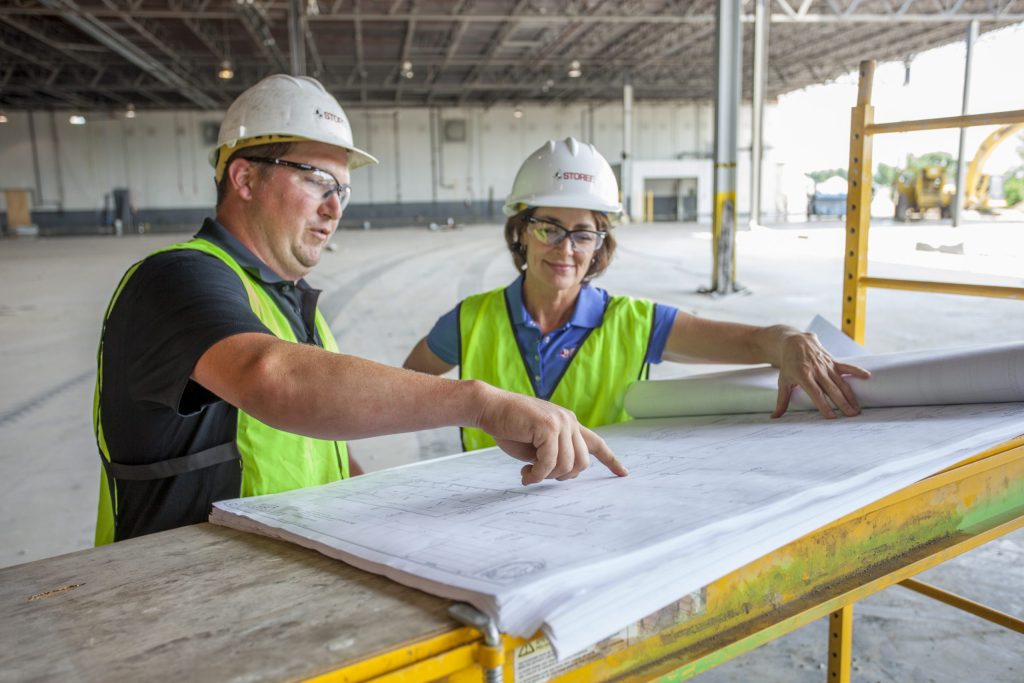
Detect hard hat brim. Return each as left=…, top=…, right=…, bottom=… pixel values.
left=208, top=137, right=379, bottom=182
left=502, top=194, right=624, bottom=220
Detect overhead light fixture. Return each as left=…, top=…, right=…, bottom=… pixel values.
left=69, top=114, right=87, bottom=125
left=218, top=60, right=235, bottom=80
left=568, top=60, right=582, bottom=78
left=400, top=60, right=414, bottom=79
left=125, top=104, right=136, bottom=119
left=0, top=112, right=8, bottom=124
left=513, top=108, right=524, bottom=119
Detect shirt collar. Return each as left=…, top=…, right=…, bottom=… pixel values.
left=196, top=218, right=312, bottom=289
left=507, top=275, right=606, bottom=330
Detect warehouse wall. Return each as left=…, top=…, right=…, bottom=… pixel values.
left=0, top=101, right=776, bottom=233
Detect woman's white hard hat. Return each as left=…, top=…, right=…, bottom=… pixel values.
left=209, top=74, right=378, bottom=181
left=503, top=137, right=623, bottom=220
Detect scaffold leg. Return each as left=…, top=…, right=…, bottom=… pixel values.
left=827, top=605, right=853, bottom=683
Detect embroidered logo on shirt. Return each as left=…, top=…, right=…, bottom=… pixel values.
left=560, top=346, right=577, bottom=359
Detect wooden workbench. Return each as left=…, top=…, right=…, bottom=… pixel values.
left=2, top=436, right=1023, bottom=683
left=0, top=524, right=472, bottom=682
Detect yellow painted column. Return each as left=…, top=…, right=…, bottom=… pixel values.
left=827, top=605, right=854, bottom=683
left=841, top=60, right=876, bottom=344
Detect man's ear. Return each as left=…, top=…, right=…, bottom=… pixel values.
left=226, top=158, right=258, bottom=201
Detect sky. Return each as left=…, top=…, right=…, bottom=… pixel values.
left=770, top=21, right=1024, bottom=177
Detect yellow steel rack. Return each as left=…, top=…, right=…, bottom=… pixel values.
left=842, top=60, right=1024, bottom=344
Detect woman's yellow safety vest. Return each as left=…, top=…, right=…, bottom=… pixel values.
left=458, top=286, right=653, bottom=451
left=94, top=238, right=349, bottom=545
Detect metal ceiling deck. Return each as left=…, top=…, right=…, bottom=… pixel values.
left=0, top=0, right=1020, bottom=110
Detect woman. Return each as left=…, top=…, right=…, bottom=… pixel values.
left=404, top=137, right=869, bottom=451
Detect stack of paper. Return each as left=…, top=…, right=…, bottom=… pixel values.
left=212, top=342, right=1024, bottom=657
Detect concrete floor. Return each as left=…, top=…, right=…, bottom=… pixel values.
left=1, top=216, right=1022, bottom=681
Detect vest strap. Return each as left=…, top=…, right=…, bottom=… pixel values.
left=104, top=441, right=239, bottom=481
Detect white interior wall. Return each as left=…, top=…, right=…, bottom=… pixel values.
left=0, top=110, right=219, bottom=212
left=0, top=102, right=775, bottom=219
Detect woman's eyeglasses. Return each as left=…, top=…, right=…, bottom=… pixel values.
left=527, top=217, right=606, bottom=253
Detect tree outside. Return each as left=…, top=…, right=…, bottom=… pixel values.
left=804, top=168, right=848, bottom=184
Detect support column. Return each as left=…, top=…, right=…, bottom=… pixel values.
left=827, top=606, right=854, bottom=683
left=710, top=0, right=741, bottom=294
left=842, top=61, right=875, bottom=344
left=749, top=0, right=770, bottom=227
left=623, top=80, right=634, bottom=220
left=952, top=19, right=979, bottom=227
left=288, top=0, right=307, bottom=76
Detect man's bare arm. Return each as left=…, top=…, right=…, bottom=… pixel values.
left=194, top=333, right=627, bottom=483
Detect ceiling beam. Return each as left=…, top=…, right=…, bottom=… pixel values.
left=458, top=0, right=532, bottom=103
left=37, top=0, right=220, bottom=109
left=234, top=0, right=289, bottom=72
left=0, top=15, right=105, bottom=73
left=394, top=0, right=417, bottom=104
left=424, top=0, right=472, bottom=104
left=170, top=0, right=228, bottom=63
left=3, top=4, right=1023, bottom=22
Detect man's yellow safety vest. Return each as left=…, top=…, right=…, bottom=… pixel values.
left=458, top=286, right=653, bottom=451
left=94, top=238, right=349, bottom=545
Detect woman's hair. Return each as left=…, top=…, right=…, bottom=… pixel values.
left=504, top=207, right=616, bottom=283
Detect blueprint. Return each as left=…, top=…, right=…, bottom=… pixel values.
left=212, top=397, right=1024, bottom=658
left=624, top=341, right=1024, bottom=419
left=807, top=314, right=869, bottom=357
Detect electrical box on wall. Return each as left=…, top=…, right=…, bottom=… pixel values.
left=201, top=121, right=220, bottom=146
left=442, top=119, right=466, bottom=143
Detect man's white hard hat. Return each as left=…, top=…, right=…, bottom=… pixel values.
left=209, top=74, right=378, bottom=181
left=503, top=137, right=622, bottom=220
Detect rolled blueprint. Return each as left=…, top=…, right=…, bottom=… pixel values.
left=624, top=341, right=1024, bottom=419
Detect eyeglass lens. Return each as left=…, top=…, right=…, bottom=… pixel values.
left=531, top=220, right=604, bottom=252
left=298, top=168, right=352, bottom=210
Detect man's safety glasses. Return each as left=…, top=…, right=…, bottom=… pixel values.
left=527, top=217, right=607, bottom=253
left=244, top=156, right=352, bottom=210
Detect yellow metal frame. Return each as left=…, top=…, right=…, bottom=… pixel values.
left=842, top=59, right=1024, bottom=344
left=303, top=627, right=481, bottom=683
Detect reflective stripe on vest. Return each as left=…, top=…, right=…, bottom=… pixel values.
left=94, top=238, right=349, bottom=545
left=458, top=286, right=653, bottom=451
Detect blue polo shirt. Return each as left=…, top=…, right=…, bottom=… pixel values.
left=426, top=276, right=678, bottom=400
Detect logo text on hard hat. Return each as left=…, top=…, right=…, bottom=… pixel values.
left=554, top=170, right=593, bottom=183
left=315, top=108, right=346, bottom=124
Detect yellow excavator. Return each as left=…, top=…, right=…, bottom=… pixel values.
left=894, top=164, right=954, bottom=221
left=894, top=123, right=1023, bottom=220
left=964, top=123, right=1024, bottom=211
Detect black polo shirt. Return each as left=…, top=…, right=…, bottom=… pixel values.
left=98, top=218, right=326, bottom=541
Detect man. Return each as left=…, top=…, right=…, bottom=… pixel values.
left=94, top=75, right=625, bottom=545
